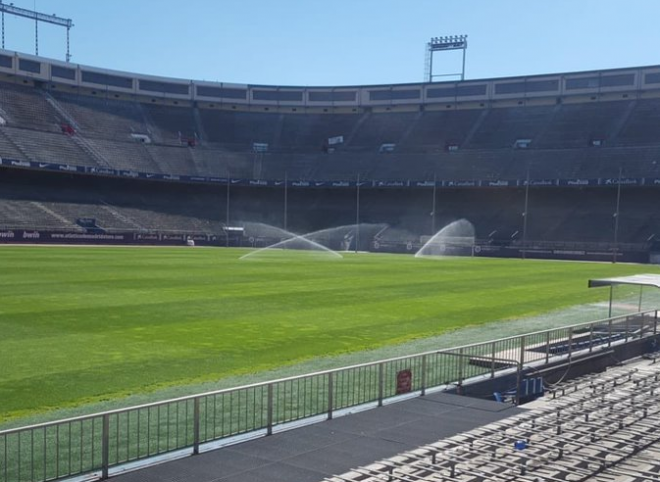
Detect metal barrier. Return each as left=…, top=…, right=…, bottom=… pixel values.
left=0, top=309, right=656, bottom=482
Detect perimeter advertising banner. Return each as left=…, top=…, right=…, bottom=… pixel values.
left=0, top=157, right=655, bottom=190
left=0, top=228, right=647, bottom=261
left=0, top=230, right=224, bottom=246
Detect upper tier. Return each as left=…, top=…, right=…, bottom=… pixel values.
left=2, top=49, right=660, bottom=108
left=1, top=77, right=660, bottom=182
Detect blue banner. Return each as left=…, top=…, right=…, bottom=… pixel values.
left=119, top=170, right=140, bottom=178
left=374, top=180, right=409, bottom=188
left=444, top=180, right=478, bottom=188
left=523, top=179, right=558, bottom=187
left=1, top=156, right=659, bottom=191
left=412, top=180, right=435, bottom=187
left=558, top=179, right=598, bottom=187
left=599, top=177, right=643, bottom=186
left=7, top=159, right=32, bottom=168
left=480, top=180, right=516, bottom=188
left=87, top=166, right=118, bottom=176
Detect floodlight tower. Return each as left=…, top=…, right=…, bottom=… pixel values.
left=0, top=0, right=74, bottom=61
left=424, top=35, right=468, bottom=82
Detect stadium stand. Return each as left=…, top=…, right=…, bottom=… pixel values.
left=617, top=98, right=660, bottom=146
left=278, top=112, right=362, bottom=150
left=1, top=96, right=659, bottom=182
left=0, top=54, right=658, bottom=258
left=323, top=359, right=660, bottom=482
left=199, top=110, right=281, bottom=147
left=48, top=90, right=146, bottom=137
left=2, top=167, right=660, bottom=253
left=403, top=109, right=485, bottom=150
left=2, top=126, right=97, bottom=167
left=0, top=171, right=226, bottom=235
left=0, top=81, right=61, bottom=131
left=466, top=105, right=556, bottom=149
left=534, top=101, right=632, bottom=149
left=2, top=78, right=660, bottom=183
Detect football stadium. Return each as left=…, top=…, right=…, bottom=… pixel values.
left=3, top=3, right=660, bottom=482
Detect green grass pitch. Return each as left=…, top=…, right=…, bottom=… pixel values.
left=0, top=245, right=657, bottom=423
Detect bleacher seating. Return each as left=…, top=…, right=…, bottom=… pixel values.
left=535, top=101, right=632, bottom=149
left=0, top=171, right=226, bottom=234
left=0, top=77, right=659, bottom=249
left=140, top=104, right=197, bottom=144
left=323, top=360, right=660, bottom=482
left=49, top=91, right=146, bottom=138
left=0, top=80, right=660, bottom=183
left=278, top=113, right=362, bottom=149
left=2, top=166, right=659, bottom=246
left=199, top=110, right=281, bottom=147
left=0, top=82, right=61, bottom=132
left=404, top=109, right=484, bottom=150
left=349, top=111, right=418, bottom=147
left=3, top=126, right=97, bottom=167
left=617, top=98, right=660, bottom=146
left=467, top=105, right=556, bottom=149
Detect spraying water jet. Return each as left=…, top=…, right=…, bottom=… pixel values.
left=415, top=219, right=475, bottom=258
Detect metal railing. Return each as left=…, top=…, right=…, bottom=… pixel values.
left=0, top=309, right=657, bottom=482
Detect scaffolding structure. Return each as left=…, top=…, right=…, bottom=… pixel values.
left=0, top=0, right=74, bottom=61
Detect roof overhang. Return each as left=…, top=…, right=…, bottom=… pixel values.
left=589, top=274, right=660, bottom=289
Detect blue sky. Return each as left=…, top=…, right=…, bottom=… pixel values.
left=2, top=0, right=659, bottom=86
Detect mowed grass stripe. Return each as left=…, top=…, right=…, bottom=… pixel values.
left=0, top=246, right=656, bottom=422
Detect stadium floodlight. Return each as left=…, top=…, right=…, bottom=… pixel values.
left=0, top=0, right=74, bottom=61
left=424, top=34, right=468, bottom=83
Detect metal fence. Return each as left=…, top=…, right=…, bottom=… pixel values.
left=1, top=309, right=657, bottom=482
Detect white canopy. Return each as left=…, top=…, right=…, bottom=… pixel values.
left=588, top=274, right=660, bottom=289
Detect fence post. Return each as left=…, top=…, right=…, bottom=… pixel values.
left=589, top=324, right=594, bottom=353
left=267, top=384, right=274, bottom=435
left=545, top=331, right=551, bottom=364
left=567, top=327, right=573, bottom=360
left=327, top=372, right=334, bottom=420
left=625, top=316, right=630, bottom=342
left=193, top=397, right=200, bottom=454
left=519, top=336, right=526, bottom=369
left=457, top=348, right=464, bottom=389
left=491, top=343, right=496, bottom=378
left=421, top=355, right=427, bottom=396
left=515, top=362, right=522, bottom=406
left=378, top=363, right=385, bottom=406
left=655, top=310, right=658, bottom=336
left=101, top=414, right=110, bottom=480
left=608, top=319, right=613, bottom=347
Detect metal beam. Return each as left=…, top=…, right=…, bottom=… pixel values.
left=0, top=1, right=73, bottom=28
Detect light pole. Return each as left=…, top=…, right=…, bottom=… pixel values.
left=283, top=171, right=288, bottom=232
left=431, top=173, right=437, bottom=235
left=613, top=167, right=622, bottom=264
left=225, top=174, right=230, bottom=248
left=522, top=165, right=530, bottom=260
left=355, top=174, right=361, bottom=254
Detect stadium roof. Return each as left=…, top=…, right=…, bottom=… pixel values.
left=588, top=274, right=660, bottom=289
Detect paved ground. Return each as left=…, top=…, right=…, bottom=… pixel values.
left=111, top=392, right=523, bottom=482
